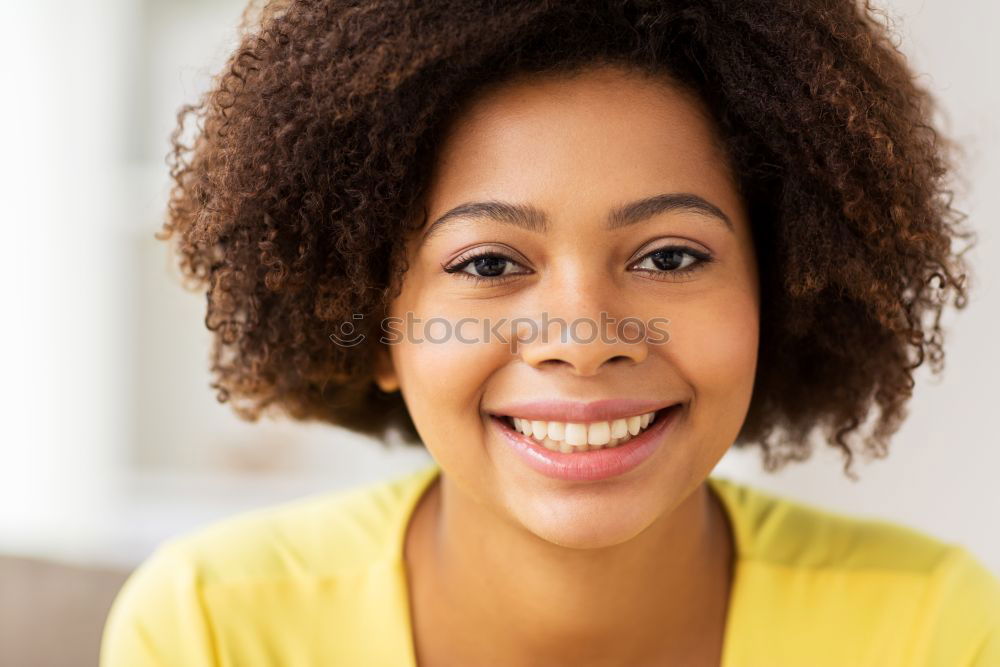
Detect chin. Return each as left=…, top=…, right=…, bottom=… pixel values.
left=508, top=489, right=671, bottom=550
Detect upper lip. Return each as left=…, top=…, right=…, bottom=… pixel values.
left=489, top=398, right=682, bottom=423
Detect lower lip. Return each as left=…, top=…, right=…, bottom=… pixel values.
left=491, top=405, right=682, bottom=482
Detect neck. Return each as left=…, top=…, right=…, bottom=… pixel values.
left=405, top=472, right=735, bottom=666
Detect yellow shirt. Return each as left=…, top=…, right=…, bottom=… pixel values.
left=100, top=462, right=1000, bottom=666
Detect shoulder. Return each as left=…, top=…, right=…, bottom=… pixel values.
left=710, top=476, right=1000, bottom=665
left=709, top=475, right=957, bottom=571
left=100, top=463, right=440, bottom=666
left=157, top=462, right=438, bottom=584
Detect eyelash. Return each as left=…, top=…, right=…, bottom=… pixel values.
left=442, top=245, right=714, bottom=285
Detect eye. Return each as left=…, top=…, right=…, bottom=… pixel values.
left=630, top=245, right=713, bottom=280
left=443, top=249, right=531, bottom=284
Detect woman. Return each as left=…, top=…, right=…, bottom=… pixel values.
left=101, top=0, right=999, bottom=664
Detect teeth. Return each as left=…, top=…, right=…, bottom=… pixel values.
left=587, top=421, right=611, bottom=445
left=547, top=421, right=565, bottom=440
left=507, top=410, right=662, bottom=451
left=565, top=423, right=587, bottom=446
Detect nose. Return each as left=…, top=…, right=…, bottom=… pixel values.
left=515, top=272, right=649, bottom=376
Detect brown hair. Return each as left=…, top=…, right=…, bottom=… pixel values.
left=159, top=0, right=972, bottom=474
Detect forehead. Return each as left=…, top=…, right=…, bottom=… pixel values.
left=424, top=65, right=739, bottom=218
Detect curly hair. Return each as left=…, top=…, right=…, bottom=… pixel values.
left=159, top=0, right=972, bottom=475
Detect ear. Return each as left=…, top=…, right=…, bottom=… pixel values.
left=373, top=343, right=400, bottom=393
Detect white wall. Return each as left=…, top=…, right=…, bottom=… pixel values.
left=0, top=0, right=135, bottom=559
left=1, top=0, right=996, bottom=573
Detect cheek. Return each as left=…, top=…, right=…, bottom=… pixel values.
left=399, top=336, right=487, bottom=402
left=666, top=288, right=759, bottom=424
left=389, top=323, right=509, bottom=463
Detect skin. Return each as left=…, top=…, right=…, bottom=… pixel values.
left=374, top=64, right=760, bottom=666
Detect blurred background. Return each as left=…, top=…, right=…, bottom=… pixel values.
left=1, top=0, right=997, bottom=664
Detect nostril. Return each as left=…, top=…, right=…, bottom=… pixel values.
left=537, top=358, right=573, bottom=369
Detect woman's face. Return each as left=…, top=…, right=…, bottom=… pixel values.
left=376, top=64, right=759, bottom=548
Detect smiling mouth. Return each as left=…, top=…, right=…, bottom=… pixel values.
left=492, top=405, right=681, bottom=453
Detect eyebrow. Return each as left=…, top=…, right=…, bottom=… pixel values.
left=420, top=192, right=734, bottom=244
